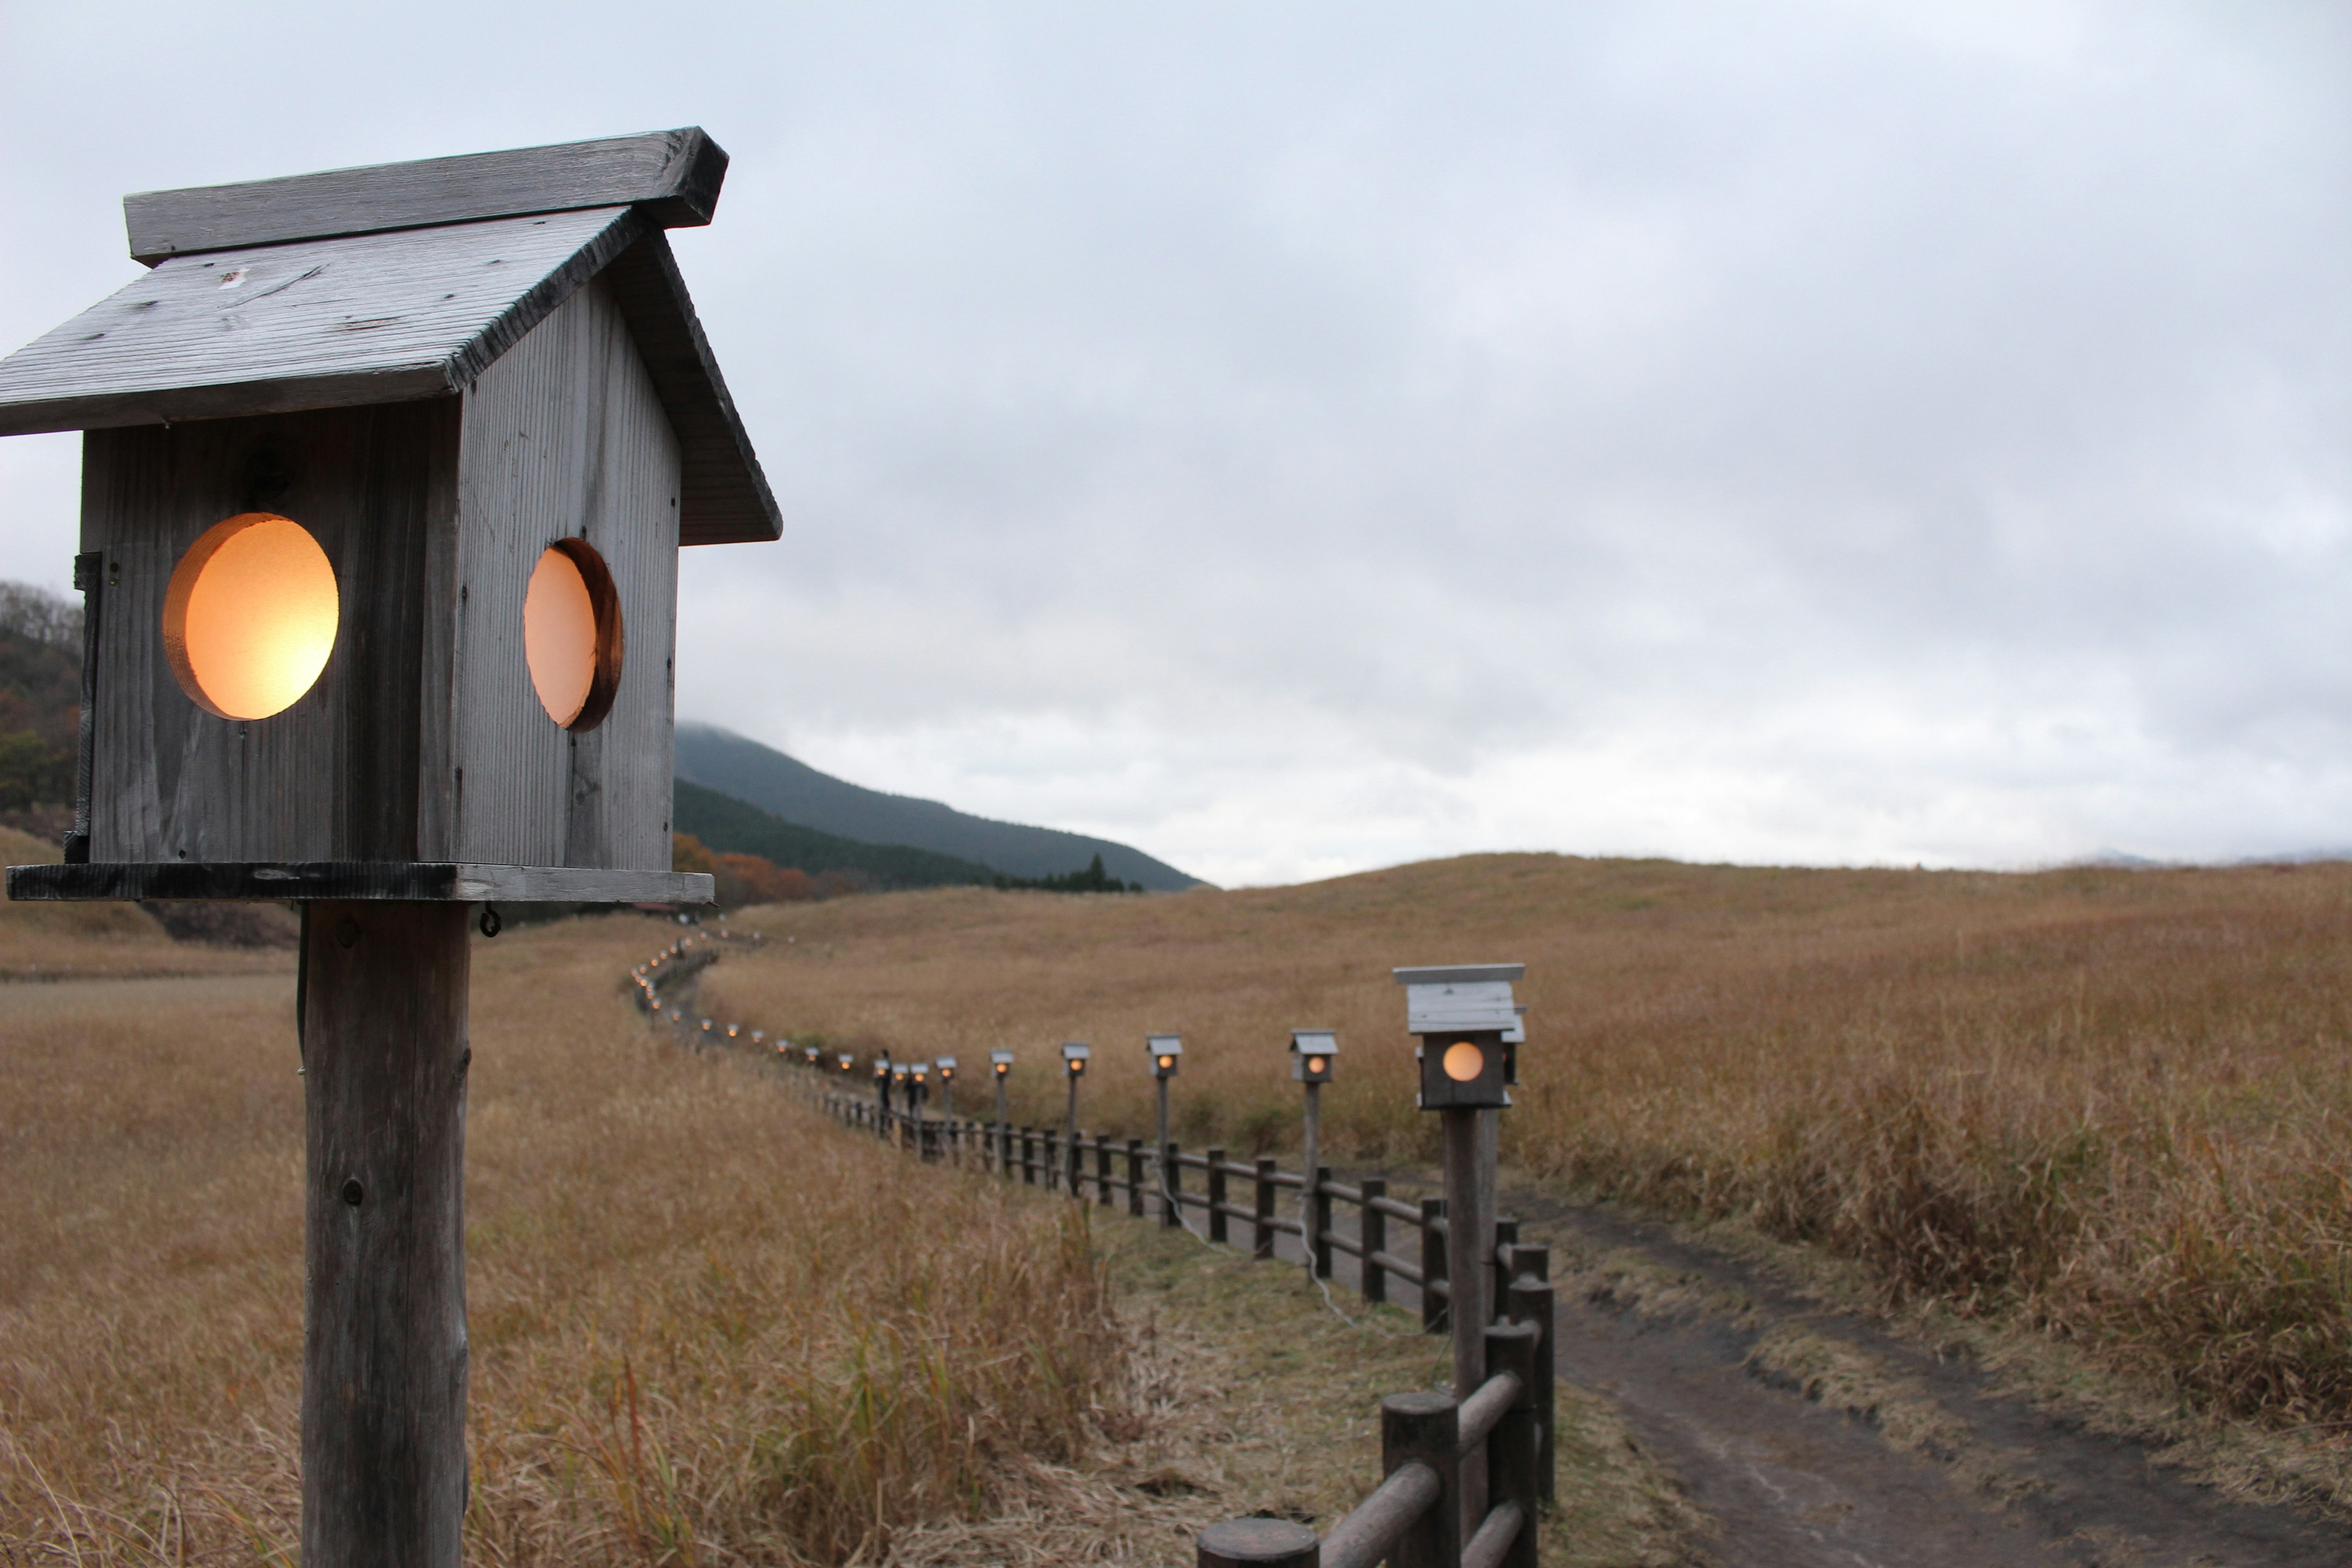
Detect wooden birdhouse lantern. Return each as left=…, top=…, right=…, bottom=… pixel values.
left=1395, top=963, right=1525, bottom=1110
left=0, top=127, right=774, bottom=902
left=0, top=129, right=781, bottom=1568
left=1147, top=1033, right=1183, bottom=1079
left=1289, top=1028, right=1337, bottom=1084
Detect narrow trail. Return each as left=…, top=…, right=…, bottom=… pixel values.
left=648, top=946, right=2352, bottom=1567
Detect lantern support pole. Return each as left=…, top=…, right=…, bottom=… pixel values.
left=994, top=1073, right=1010, bottom=1175
left=1299, top=1078, right=1321, bottom=1280
left=1442, top=1103, right=1493, bottom=1533
left=301, top=900, right=471, bottom=1568
left=1065, top=1070, right=1082, bottom=1193
left=1156, top=1074, right=1173, bottom=1222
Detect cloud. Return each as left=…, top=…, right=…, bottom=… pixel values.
left=4, top=2, right=2349, bottom=884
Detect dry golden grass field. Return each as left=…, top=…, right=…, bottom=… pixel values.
left=0, top=850, right=1682, bottom=1566
left=698, top=853, right=2352, bottom=1436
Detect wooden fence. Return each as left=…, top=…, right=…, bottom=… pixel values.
left=630, top=937, right=1556, bottom=1568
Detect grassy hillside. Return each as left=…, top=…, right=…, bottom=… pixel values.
left=676, top=722, right=1203, bottom=890
left=699, top=851, right=2352, bottom=1433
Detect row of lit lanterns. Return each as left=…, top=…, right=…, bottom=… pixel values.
left=625, top=950, right=1526, bottom=1110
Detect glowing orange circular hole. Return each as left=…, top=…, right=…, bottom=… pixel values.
left=1308, top=1057, right=1327, bottom=1073
left=1158, top=1055, right=1175, bottom=1069
left=524, top=540, right=624, bottom=729
left=1441, top=1041, right=1485, bottom=1083
left=164, top=513, right=339, bottom=720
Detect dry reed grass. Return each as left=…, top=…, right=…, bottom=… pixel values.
left=698, top=854, right=2352, bottom=1430
left=0, top=913, right=1128, bottom=1564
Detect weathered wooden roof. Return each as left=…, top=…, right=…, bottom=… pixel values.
left=0, top=131, right=779, bottom=546
left=124, top=127, right=729, bottom=266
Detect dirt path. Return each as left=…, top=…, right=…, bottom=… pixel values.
left=1500, top=1191, right=2352, bottom=1567
left=1242, top=1179, right=2352, bottom=1566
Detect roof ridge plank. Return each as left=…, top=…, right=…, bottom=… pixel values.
left=124, top=127, right=728, bottom=266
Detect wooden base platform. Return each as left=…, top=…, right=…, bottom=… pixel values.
left=6, top=862, right=714, bottom=905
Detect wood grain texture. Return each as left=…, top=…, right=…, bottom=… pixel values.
left=6, top=862, right=712, bottom=902
left=301, top=900, right=470, bottom=1568
left=0, top=209, right=643, bottom=437
left=446, top=272, right=680, bottom=871
left=81, top=402, right=455, bottom=865
left=127, top=128, right=726, bottom=265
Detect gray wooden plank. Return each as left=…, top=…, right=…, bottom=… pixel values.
left=0, top=208, right=643, bottom=437
left=445, top=274, right=680, bottom=871
left=82, top=402, right=454, bottom=864
left=127, top=128, right=726, bottom=266
left=6, top=861, right=712, bottom=903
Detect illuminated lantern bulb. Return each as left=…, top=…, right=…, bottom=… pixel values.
left=1441, top=1041, right=1484, bottom=1082
left=165, top=513, right=339, bottom=720
left=524, top=541, right=622, bottom=729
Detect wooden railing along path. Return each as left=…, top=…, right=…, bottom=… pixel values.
left=629, top=932, right=1556, bottom=1568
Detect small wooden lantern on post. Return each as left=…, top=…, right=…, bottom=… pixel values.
left=0, top=129, right=782, bottom=1568
left=990, top=1048, right=1015, bottom=1170
left=1290, top=1028, right=1336, bottom=1279
left=1395, top=962, right=1525, bottom=1533
left=934, top=1055, right=957, bottom=1120
left=1061, top=1041, right=1091, bottom=1190
left=1146, top=1031, right=1182, bottom=1191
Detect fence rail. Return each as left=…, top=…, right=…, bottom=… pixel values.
left=628, top=933, right=1557, bottom=1566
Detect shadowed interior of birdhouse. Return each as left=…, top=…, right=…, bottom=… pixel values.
left=162, top=513, right=339, bottom=722
left=1441, top=1040, right=1483, bottom=1082
left=523, top=540, right=624, bottom=730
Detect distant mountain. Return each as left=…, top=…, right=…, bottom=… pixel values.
left=674, top=723, right=1204, bottom=891
left=673, top=778, right=1004, bottom=890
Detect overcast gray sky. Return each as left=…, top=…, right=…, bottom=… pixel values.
left=3, top=2, right=2346, bottom=886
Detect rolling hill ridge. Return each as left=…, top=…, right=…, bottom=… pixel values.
left=674, top=722, right=1202, bottom=891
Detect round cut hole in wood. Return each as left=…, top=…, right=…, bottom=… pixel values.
left=523, top=540, right=624, bottom=730
left=164, top=513, right=339, bottom=721
left=1442, top=1039, right=1485, bottom=1082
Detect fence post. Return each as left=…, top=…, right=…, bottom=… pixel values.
left=1484, top=1320, right=1540, bottom=1568
left=1382, top=1392, right=1461, bottom=1568
left=1207, top=1148, right=1229, bottom=1244
left=1197, top=1518, right=1319, bottom=1568
left=1096, top=1133, right=1114, bottom=1207
left=1422, top=1197, right=1449, bottom=1333
left=1360, top=1178, right=1388, bottom=1305
left=1126, top=1138, right=1146, bottom=1218
left=1312, top=1166, right=1335, bottom=1280
left=1164, top=1140, right=1184, bottom=1228
left=1253, top=1156, right=1278, bottom=1260
left=1493, top=1218, right=1518, bottom=1310
left=1021, top=1127, right=1036, bottom=1186
left=1507, top=1265, right=1556, bottom=1509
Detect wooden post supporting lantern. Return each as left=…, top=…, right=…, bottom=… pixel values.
left=1394, top=962, right=1525, bottom=1540
left=0, top=129, right=780, bottom=1568
left=990, top=1049, right=1014, bottom=1172
left=1290, top=1029, right=1336, bottom=1279
left=1147, top=1032, right=1181, bottom=1218
left=1061, top=1041, right=1090, bottom=1192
